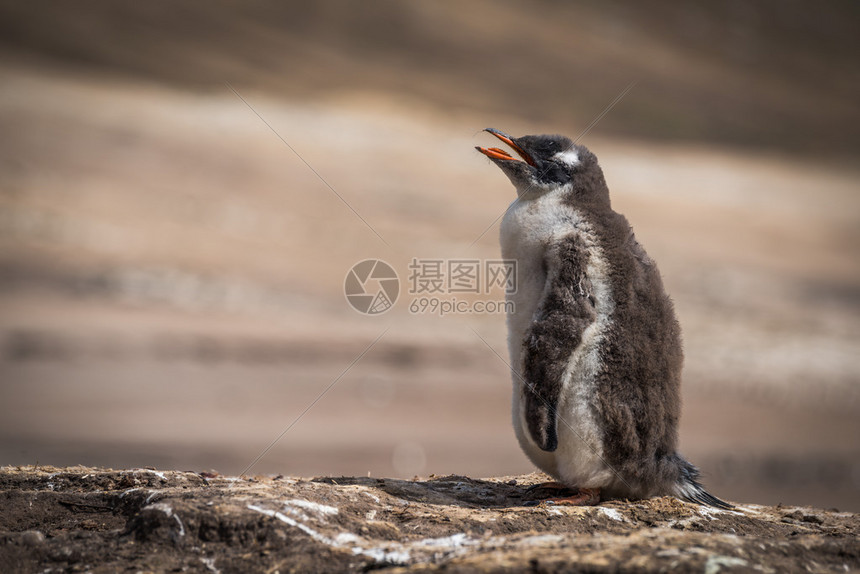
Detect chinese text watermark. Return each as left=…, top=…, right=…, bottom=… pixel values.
left=345, top=258, right=517, bottom=316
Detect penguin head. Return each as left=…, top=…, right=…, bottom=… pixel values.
left=477, top=128, right=605, bottom=202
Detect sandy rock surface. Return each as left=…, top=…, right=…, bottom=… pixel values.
left=0, top=466, right=857, bottom=573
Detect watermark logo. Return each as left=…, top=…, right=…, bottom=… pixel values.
left=344, top=259, right=400, bottom=315
left=345, top=258, right=517, bottom=316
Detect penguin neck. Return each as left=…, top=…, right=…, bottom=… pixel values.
left=512, top=181, right=568, bottom=201
left=564, top=166, right=612, bottom=212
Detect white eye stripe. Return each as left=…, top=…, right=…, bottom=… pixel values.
left=552, top=149, right=580, bottom=167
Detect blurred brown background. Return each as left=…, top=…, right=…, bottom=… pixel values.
left=0, top=1, right=858, bottom=511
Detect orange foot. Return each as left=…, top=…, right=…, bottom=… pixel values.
left=544, top=487, right=601, bottom=506
left=524, top=482, right=574, bottom=497
left=522, top=483, right=601, bottom=506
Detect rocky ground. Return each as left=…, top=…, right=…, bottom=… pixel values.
left=2, top=64, right=859, bottom=512
left=1, top=466, right=857, bottom=573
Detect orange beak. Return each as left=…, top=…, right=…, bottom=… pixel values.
left=476, top=128, right=536, bottom=166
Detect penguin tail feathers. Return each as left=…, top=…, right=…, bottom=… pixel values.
left=673, top=458, right=734, bottom=510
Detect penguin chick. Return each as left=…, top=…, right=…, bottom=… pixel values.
left=477, top=128, right=731, bottom=509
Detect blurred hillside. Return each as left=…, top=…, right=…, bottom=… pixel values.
left=1, top=0, right=858, bottom=156
left=0, top=1, right=858, bottom=512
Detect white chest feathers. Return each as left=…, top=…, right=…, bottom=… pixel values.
left=499, top=186, right=583, bottom=362
left=499, top=187, right=617, bottom=489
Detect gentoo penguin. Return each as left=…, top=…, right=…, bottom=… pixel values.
left=477, top=128, right=731, bottom=508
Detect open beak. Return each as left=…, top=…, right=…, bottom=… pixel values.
left=476, top=128, right=536, bottom=167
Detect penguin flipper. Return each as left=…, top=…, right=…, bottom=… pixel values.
left=521, top=233, right=597, bottom=452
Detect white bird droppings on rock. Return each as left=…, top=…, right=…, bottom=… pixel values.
left=598, top=507, right=625, bottom=522
left=282, top=498, right=339, bottom=516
